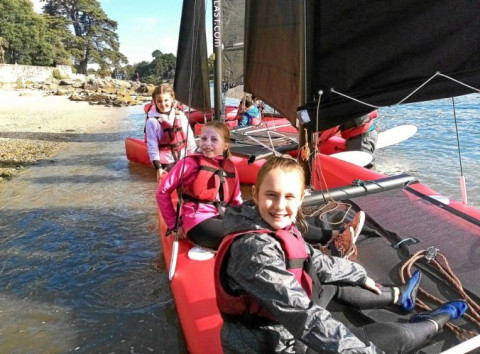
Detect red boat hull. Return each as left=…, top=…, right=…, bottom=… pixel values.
left=151, top=148, right=480, bottom=354
left=157, top=185, right=223, bottom=354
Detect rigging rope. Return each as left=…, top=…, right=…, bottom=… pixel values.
left=330, top=72, right=480, bottom=108
left=308, top=71, right=479, bottom=215
left=400, top=247, right=480, bottom=340
left=300, top=90, right=353, bottom=226
left=451, top=98, right=464, bottom=176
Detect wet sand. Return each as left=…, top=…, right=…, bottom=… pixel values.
left=0, top=87, right=128, bottom=182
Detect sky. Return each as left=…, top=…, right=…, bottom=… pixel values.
left=31, top=0, right=213, bottom=65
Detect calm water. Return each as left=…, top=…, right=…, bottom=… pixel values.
left=1, top=94, right=479, bottom=352
left=0, top=107, right=187, bottom=353
left=374, top=93, right=480, bottom=209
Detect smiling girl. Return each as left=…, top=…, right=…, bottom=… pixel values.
left=214, top=156, right=467, bottom=353
left=156, top=121, right=242, bottom=250
left=144, top=84, right=197, bottom=180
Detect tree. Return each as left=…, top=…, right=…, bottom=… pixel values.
left=133, top=51, right=177, bottom=85
left=42, top=0, right=128, bottom=74
left=0, top=37, right=8, bottom=64
left=207, top=54, right=214, bottom=78
left=0, top=0, right=60, bottom=65
left=43, top=14, right=75, bottom=65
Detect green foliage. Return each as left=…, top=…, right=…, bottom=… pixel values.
left=52, top=68, right=69, bottom=80
left=0, top=0, right=73, bottom=66
left=208, top=54, right=215, bottom=77
left=133, top=51, right=177, bottom=85
left=43, top=0, right=128, bottom=74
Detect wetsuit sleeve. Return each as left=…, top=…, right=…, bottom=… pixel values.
left=227, top=233, right=379, bottom=353
left=145, top=117, right=162, bottom=163
left=308, top=245, right=368, bottom=286
left=156, top=158, right=196, bottom=229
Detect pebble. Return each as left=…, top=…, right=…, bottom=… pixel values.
left=0, top=138, right=65, bottom=181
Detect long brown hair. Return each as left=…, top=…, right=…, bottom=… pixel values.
left=200, top=120, right=232, bottom=158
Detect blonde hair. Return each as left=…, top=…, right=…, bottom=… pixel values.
left=254, top=156, right=306, bottom=224
left=152, top=84, right=175, bottom=101
left=200, top=120, right=232, bottom=158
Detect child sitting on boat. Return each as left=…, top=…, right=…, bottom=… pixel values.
left=238, top=97, right=261, bottom=126
left=144, top=84, right=197, bottom=181
left=340, top=110, right=378, bottom=154
left=214, top=155, right=467, bottom=353
left=156, top=120, right=243, bottom=250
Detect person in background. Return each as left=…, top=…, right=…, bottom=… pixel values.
left=214, top=155, right=467, bottom=353
left=238, top=97, right=261, bottom=127
left=251, top=95, right=265, bottom=114
left=144, top=84, right=197, bottom=180
left=156, top=121, right=243, bottom=250
left=340, top=110, right=378, bottom=154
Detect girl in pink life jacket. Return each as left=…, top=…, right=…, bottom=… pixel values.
left=144, top=84, right=197, bottom=181
left=214, top=156, right=467, bottom=353
left=156, top=121, right=243, bottom=250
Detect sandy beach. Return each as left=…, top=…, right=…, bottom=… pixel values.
left=0, top=87, right=127, bottom=182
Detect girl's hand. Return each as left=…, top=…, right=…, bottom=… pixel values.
left=177, top=226, right=186, bottom=239
left=156, top=168, right=166, bottom=181
left=166, top=226, right=187, bottom=239
left=363, top=276, right=382, bottom=295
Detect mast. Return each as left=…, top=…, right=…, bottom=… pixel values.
left=212, top=0, right=224, bottom=121
left=299, top=0, right=315, bottom=185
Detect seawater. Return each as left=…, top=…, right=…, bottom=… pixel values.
left=0, top=107, right=187, bottom=353
left=374, top=93, right=480, bottom=209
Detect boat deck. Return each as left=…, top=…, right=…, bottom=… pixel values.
left=304, top=183, right=480, bottom=353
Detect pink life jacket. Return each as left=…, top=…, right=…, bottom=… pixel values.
left=214, top=226, right=312, bottom=322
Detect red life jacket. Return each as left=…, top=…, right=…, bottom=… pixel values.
left=143, top=103, right=188, bottom=163
left=182, top=155, right=237, bottom=210
left=214, top=226, right=313, bottom=322
left=157, top=111, right=187, bottom=163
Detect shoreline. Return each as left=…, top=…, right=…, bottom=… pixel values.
left=0, top=88, right=137, bottom=182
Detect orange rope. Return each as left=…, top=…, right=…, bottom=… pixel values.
left=400, top=248, right=480, bottom=339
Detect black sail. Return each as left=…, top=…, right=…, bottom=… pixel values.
left=245, top=0, right=480, bottom=130
left=174, top=0, right=211, bottom=112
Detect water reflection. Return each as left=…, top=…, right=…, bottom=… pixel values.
left=0, top=109, right=187, bottom=352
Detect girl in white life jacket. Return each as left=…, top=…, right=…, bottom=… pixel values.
left=144, top=84, right=197, bottom=181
